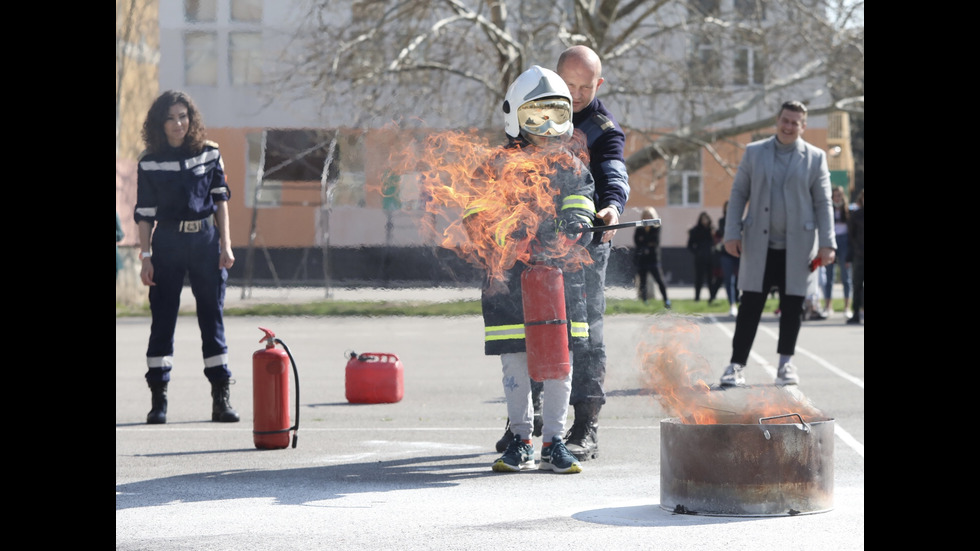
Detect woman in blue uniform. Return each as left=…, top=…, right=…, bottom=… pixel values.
left=134, top=90, right=239, bottom=425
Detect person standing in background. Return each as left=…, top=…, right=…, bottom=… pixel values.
left=117, top=211, right=125, bottom=280
left=135, top=90, right=239, bottom=425
left=716, top=201, right=740, bottom=316
left=687, top=211, right=720, bottom=304
left=821, top=186, right=852, bottom=319
left=846, top=189, right=864, bottom=325
left=633, top=206, right=671, bottom=309
left=719, top=100, right=836, bottom=387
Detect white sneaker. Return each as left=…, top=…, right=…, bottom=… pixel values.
left=719, top=363, right=745, bottom=387
left=775, top=363, right=800, bottom=386
left=844, top=310, right=854, bottom=320
left=729, top=304, right=738, bottom=316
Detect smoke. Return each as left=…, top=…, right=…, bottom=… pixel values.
left=637, top=315, right=825, bottom=424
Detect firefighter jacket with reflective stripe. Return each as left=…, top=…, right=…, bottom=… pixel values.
left=469, top=139, right=596, bottom=356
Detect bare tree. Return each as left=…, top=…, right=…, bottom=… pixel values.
left=267, top=0, right=863, bottom=172
left=116, top=0, right=159, bottom=161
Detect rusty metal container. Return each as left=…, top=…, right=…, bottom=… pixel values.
left=660, top=414, right=834, bottom=517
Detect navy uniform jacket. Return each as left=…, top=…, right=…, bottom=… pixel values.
left=467, top=139, right=597, bottom=356
left=572, top=97, right=630, bottom=217
left=134, top=141, right=230, bottom=225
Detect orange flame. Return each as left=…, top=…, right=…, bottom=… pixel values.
left=387, top=129, right=592, bottom=283
left=637, top=316, right=825, bottom=424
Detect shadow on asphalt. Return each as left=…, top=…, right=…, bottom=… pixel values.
left=116, top=452, right=498, bottom=510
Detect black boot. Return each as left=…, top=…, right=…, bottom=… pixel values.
left=564, top=401, right=600, bottom=461
left=147, top=381, right=168, bottom=424
left=211, top=380, right=240, bottom=422
left=495, top=419, right=514, bottom=453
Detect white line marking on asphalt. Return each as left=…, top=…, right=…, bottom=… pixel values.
left=765, top=332, right=865, bottom=389
left=707, top=314, right=864, bottom=458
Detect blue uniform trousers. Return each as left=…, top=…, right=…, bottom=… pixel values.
left=569, top=240, right=610, bottom=406
left=145, top=221, right=230, bottom=384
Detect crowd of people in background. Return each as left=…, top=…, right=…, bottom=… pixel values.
left=628, top=188, right=862, bottom=321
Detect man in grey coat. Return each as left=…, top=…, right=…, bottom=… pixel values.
left=720, top=101, right=837, bottom=387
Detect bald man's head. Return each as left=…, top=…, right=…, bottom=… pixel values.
left=557, top=45, right=604, bottom=113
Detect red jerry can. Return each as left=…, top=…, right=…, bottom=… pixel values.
left=345, top=351, right=404, bottom=404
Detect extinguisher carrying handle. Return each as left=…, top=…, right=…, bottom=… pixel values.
left=274, top=338, right=301, bottom=448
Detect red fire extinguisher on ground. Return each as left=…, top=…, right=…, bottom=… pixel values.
left=253, top=327, right=300, bottom=449
left=521, top=259, right=571, bottom=381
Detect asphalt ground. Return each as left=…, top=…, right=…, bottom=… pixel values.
left=116, top=285, right=864, bottom=550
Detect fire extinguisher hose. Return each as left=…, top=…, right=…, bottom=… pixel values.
left=274, top=337, right=300, bottom=448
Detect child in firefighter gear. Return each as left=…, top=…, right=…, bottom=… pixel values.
left=467, top=66, right=596, bottom=473
left=495, top=47, right=631, bottom=460
left=134, top=90, right=239, bottom=425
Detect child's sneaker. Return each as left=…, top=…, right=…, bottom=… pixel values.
left=539, top=436, right=582, bottom=474
left=491, top=434, right=535, bottom=472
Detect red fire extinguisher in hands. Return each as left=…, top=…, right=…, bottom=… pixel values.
left=521, top=250, right=571, bottom=381
left=253, top=327, right=300, bottom=449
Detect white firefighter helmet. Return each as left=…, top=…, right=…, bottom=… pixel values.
left=502, top=65, right=573, bottom=140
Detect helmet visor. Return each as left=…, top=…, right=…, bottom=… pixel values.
left=517, top=98, right=572, bottom=137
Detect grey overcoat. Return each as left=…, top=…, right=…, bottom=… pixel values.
left=723, top=136, right=837, bottom=297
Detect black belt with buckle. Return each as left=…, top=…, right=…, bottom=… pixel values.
left=163, top=217, right=214, bottom=233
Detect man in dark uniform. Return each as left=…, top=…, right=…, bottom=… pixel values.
left=555, top=45, right=630, bottom=461
left=135, top=90, right=239, bottom=425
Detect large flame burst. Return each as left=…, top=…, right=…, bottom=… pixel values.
left=387, top=129, right=593, bottom=284
left=637, top=316, right=825, bottom=424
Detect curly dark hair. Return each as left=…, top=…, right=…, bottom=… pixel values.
left=141, top=90, right=207, bottom=155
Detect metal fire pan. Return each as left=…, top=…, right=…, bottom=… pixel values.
left=660, top=414, right=834, bottom=517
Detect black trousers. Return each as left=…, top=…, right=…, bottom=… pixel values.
left=636, top=257, right=668, bottom=302
left=730, top=248, right=805, bottom=366
left=851, top=256, right=864, bottom=317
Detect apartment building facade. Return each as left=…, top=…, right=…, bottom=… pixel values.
left=117, top=0, right=853, bottom=289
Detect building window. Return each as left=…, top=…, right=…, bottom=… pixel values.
left=689, top=40, right=722, bottom=87
left=734, top=0, right=766, bottom=20
left=229, top=32, right=263, bottom=85
left=231, top=0, right=262, bottom=22
left=246, top=131, right=281, bottom=208
left=667, top=151, right=702, bottom=206
left=734, top=46, right=765, bottom=86
left=689, top=0, right=720, bottom=16
left=185, top=0, right=216, bottom=22
left=184, top=31, right=218, bottom=86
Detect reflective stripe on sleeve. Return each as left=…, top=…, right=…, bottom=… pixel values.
left=561, top=194, right=596, bottom=213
